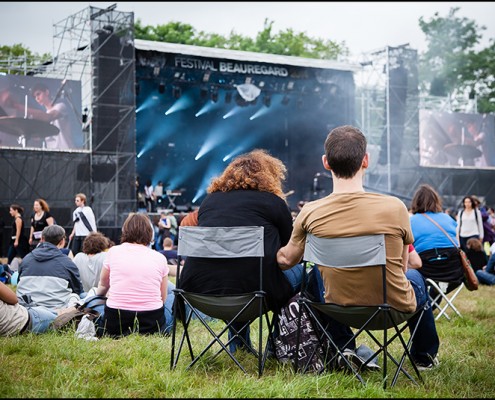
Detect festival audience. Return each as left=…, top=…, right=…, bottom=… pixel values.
left=28, top=198, right=55, bottom=251
left=16, top=224, right=83, bottom=310
left=178, top=149, right=304, bottom=353
left=277, top=126, right=440, bottom=370
left=72, top=231, right=111, bottom=293
left=8, top=204, right=29, bottom=265
left=0, top=281, right=57, bottom=336
left=95, top=212, right=174, bottom=338
left=465, top=237, right=487, bottom=272
left=457, top=196, right=483, bottom=252
left=410, top=184, right=464, bottom=305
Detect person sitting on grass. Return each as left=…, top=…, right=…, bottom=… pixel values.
left=16, top=224, right=83, bottom=311
left=0, top=281, right=57, bottom=336
left=95, top=212, right=175, bottom=338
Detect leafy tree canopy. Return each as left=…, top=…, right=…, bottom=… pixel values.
left=134, top=18, right=348, bottom=60
left=418, top=6, right=495, bottom=112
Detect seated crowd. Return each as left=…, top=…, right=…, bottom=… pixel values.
left=2, top=125, right=495, bottom=377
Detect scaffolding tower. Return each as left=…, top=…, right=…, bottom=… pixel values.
left=0, top=4, right=136, bottom=244
left=355, top=44, right=495, bottom=208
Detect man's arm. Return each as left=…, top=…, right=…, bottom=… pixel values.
left=277, top=241, right=304, bottom=271
left=407, top=247, right=422, bottom=270
left=401, top=245, right=409, bottom=273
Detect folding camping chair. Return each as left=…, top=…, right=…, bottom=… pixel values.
left=426, top=279, right=464, bottom=321
left=170, top=225, right=276, bottom=377
left=295, top=234, right=426, bottom=389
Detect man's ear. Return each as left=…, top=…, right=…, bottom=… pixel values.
left=322, top=154, right=331, bottom=171
left=362, top=152, right=369, bottom=169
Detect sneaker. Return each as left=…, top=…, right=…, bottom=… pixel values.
left=415, top=356, right=440, bottom=371
left=338, top=348, right=379, bottom=372
left=355, top=344, right=381, bottom=371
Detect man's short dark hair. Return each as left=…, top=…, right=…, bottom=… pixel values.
left=42, top=224, right=66, bottom=245
left=324, top=125, right=367, bottom=179
left=31, top=82, right=50, bottom=96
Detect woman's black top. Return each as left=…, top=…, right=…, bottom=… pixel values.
left=178, top=190, right=294, bottom=313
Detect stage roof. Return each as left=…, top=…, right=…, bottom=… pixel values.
left=134, top=39, right=360, bottom=72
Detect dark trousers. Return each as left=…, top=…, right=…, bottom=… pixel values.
left=71, top=236, right=86, bottom=256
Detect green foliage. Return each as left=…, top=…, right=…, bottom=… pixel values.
left=418, top=6, right=495, bottom=112
left=134, top=18, right=347, bottom=60
left=0, top=43, right=51, bottom=75
left=419, top=7, right=483, bottom=95
left=1, top=285, right=495, bottom=398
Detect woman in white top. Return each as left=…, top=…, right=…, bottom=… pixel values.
left=457, top=195, right=484, bottom=251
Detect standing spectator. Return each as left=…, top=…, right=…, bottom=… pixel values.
left=159, top=210, right=178, bottom=245
left=16, top=225, right=83, bottom=310
left=72, top=231, right=110, bottom=293
left=144, top=179, right=155, bottom=213
left=95, top=213, right=174, bottom=337
left=471, top=195, right=495, bottom=247
left=8, top=204, right=29, bottom=265
left=28, top=198, right=55, bottom=252
left=457, top=196, right=483, bottom=252
left=68, top=193, right=97, bottom=256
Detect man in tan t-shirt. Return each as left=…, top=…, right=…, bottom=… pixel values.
left=277, top=125, right=440, bottom=370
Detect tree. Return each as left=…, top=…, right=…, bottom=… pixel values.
left=418, top=6, right=495, bottom=113
left=0, top=44, right=51, bottom=75
left=134, top=18, right=347, bottom=60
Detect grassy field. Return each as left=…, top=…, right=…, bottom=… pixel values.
left=1, top=284, right=494, bottom=398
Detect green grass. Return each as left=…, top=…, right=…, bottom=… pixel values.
left=1, top=285, right=495, bottom=398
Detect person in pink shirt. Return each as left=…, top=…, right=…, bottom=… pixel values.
left=95, top=212, right=174, bottom=337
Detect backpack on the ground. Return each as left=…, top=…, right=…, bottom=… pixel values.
left=51, top=295, right=107, bottom=331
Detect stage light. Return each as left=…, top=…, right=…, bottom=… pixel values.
left=263, top=94, right=271, bottom=107
left=282, top=95, right=290, bottom=105
left=225, top=92, right=232, bottom=104
left=158, top=82, right=165, bottom=94
left=173, top=86, right=181, bottom=99
left=211, top=87, right=218, bottom=103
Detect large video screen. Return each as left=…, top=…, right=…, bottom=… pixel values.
left=419, top=109, right=495, bottom=169
left=0, top=74, right=86, bottom=151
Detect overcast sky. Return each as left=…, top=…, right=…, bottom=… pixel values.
left=1, top=2, right=494, bottom=57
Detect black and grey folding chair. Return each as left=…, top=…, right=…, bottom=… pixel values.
left=296, top=234, right=426, bottom=389
left=170, top=225, right=276, bottom=377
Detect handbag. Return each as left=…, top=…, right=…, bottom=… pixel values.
left=421, top=213, right=479, bottom=291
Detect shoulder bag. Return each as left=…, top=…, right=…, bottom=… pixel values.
left=421, top=213, right=478, bottom=291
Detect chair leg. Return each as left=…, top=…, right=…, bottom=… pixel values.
left=427, top=279, right=464, bottom=321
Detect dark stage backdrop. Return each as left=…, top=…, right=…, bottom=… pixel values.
left=135, top=49, right=355, bottom=209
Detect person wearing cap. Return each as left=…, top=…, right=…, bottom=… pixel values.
left=16, top=224, right=84, bottom=311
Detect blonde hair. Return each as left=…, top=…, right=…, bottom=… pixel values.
left=207, top=149, right=287, bottom=199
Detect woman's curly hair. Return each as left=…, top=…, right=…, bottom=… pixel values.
left=207, top=149, right=287, bottom=199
